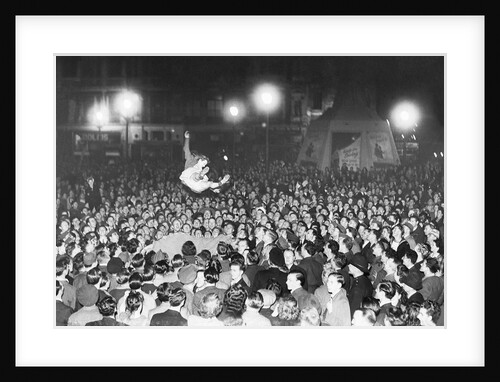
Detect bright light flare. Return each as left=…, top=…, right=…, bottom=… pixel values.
left=88, top=102, right=109, bottom=126
left=224, top=100, right=245, bottom=123
left=116, top=90, right=140, bottom=119
left=253, top=83, right=281, bottom=113
left=391, top=101, right=420, bottom=129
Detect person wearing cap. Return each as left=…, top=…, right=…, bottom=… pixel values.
left=347, top=253, right=373, bottom=318
left=68, top=284, right=102, bottom=326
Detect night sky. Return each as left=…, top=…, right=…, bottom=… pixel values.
left=141, top=55, right=444, bottom=138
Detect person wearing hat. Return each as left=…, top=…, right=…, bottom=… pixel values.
left=347, top=253, right=374, bottom=318
left=398, top=267, right=424, bottom=304
left=68, top=284, right=102, bottom=326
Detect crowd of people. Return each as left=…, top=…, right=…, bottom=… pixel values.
left=55, top=148, right=445, bottom=327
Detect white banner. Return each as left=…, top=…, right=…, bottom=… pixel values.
left=338, top=137, right=360, bottom=170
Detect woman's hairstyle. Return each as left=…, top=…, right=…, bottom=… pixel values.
left=361, top=296, right=381, bottom=316
left=403, top=301, right=422, bottom=326
left=246, top=291, right=264, bottom=310
left=421, top=300, right=442, bottom=324
left=265, top=278, right=283, bottom=298
left=156, top=282, right=173, bottom=303
left=168, top=288, right=186, bottom=307
left=55, top=255, right=71, bottom=276
left=181, top=240, right=197, bottom=257
left=299, top=306, right=321, bottom=326
left=246, top=250, right=260, bottom=265
left=424, top=257, right=441, bottom=274
left=377, top=280, right=396, bottom=300
left=131, top=253, right=145, bottom=269
left=332, top=252, right=348, bottom=269
left=198, top=293, right=223, bottom=319
left=277, top=295, right=299, bottom=321
left=125, top=238, right=140, bottom=254
left=321, top=262, right=336, bottom=284
left=154, top=259, right=171, bottom=275
left=384, top=306, right=406, bottom=326
left=223, top=284, right=248, bottom=315
left=141, top=263, right=155, bottom=282
left=116, top=268, right=131, bottom=285
left=128, top=271, right=143, bottom=290
left=86, top=266, right=102, bottom=286
left=125, top=290, right=144, bottom=314
left=326, top=239, right=340, bottom=255
left=96, top=296, right=117, bottom=316
left=99, top=271, right=110, bottom=288
left=203, top=266, right=220, bottom=284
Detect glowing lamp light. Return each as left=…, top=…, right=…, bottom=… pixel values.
left=391, top=101, right=420, bottom=130
left=116, top=90, right=140, bottom=119
left=253, top=83, right=281, bottom=113
left=223, top=155, right=228, bottom=161
left=440, top=152, right=444, bottom=157
left=229, top=106, right=239, bottom=117
left=434, top=152, right=437, bottom=158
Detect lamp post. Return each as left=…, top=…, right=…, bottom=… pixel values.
left=390, top=101, right=420, bottom=165
left=254, top=84, right=280, bottom=180
left=229, top=105, right=239, bottom=182
left=117, top=91, right=140, bottom=161
left=89, top=101, right=109, bottom=161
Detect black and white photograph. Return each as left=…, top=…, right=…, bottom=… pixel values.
left=16, top=16, right=484, bottom=367
left=54, top=54, right=445, bottom=329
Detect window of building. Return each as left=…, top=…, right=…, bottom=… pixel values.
left=151, top=131, right=164, bottom=141
left=207, top=98, right=223, bottom=118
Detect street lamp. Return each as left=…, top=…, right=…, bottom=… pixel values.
left=225, top=101, right=245, bottom=184
left=116, top=90, right=140, bottom=160
left=88, top=100, right=109, bottom=159
left=390, top=101, right=420, bottom=163
left=253, top=84, right=280, bottom=179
